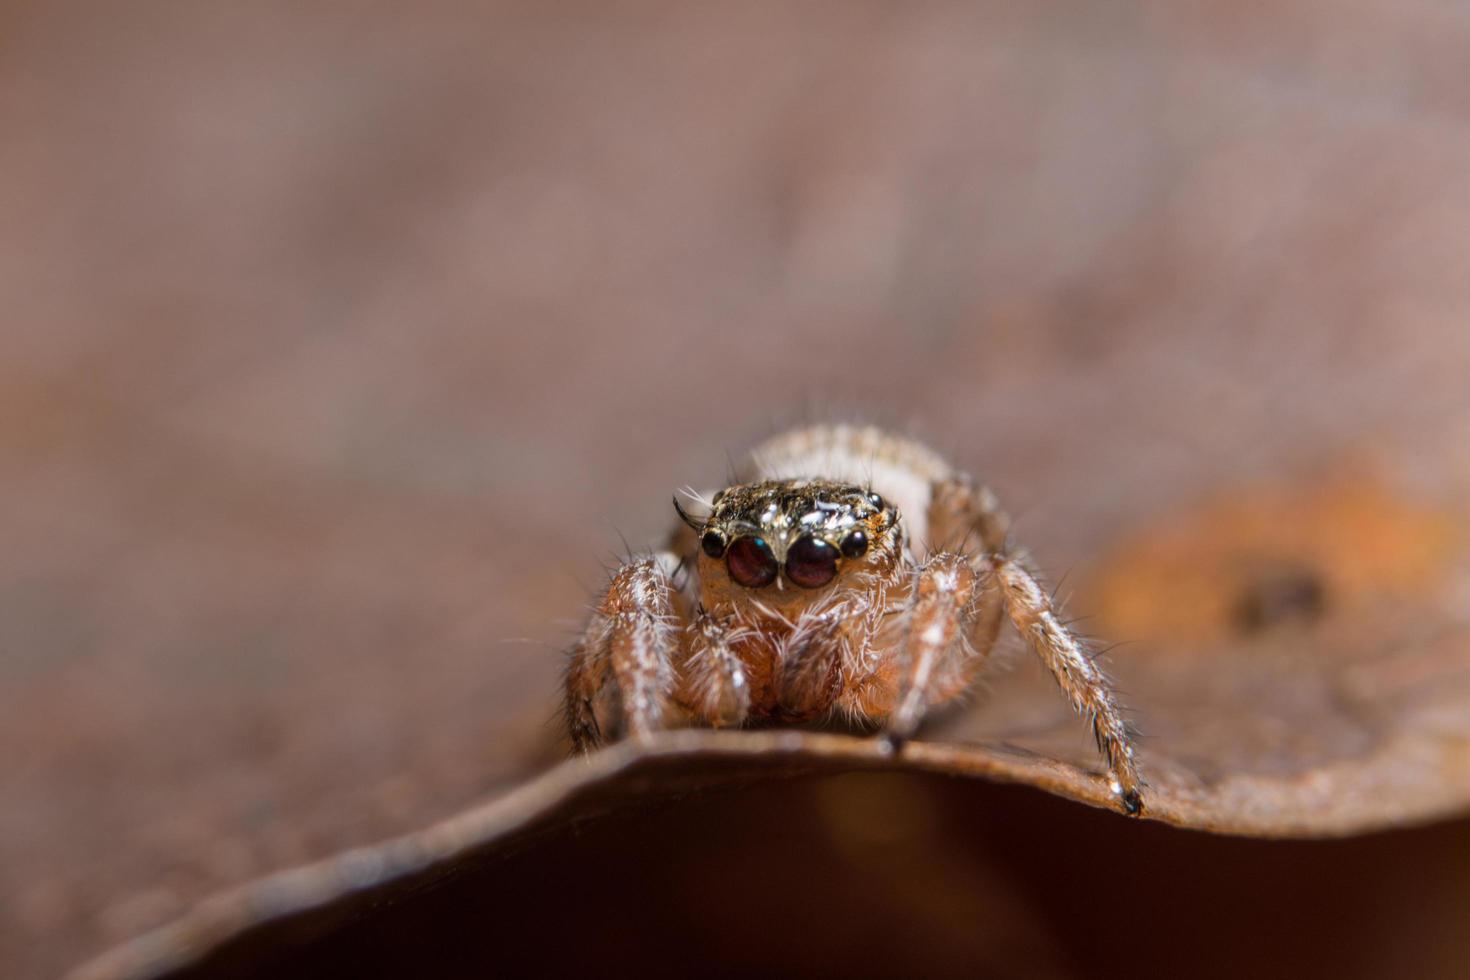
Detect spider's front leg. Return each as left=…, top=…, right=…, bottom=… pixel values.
left=931, top=475, right=1145, bottom=815
left=883, top=553, right=1003, bottom=745
left=564, top=553, right=684, bottom=751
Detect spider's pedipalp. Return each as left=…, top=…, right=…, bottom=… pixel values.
left=684, top=608, right=750, bottom=727
left=776, top=607, right=846, bottom=717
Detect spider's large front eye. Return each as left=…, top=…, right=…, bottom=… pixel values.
left=726, top=536, right=778, bottom=588
left=785, top=535, right=838, bottom=588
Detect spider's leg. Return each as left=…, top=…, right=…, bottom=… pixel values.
left=929, top=474, right=1143, bottom=814
left=883, top=553, right=990, bottom=745
left=988, top=554, right=1144, bottom=815
left=564, top=610, right=613, bottom=751
left=928, top=475, right=1010, bottom=554
left=683, top=607, right=750, bottom=727
left=564, top=553, right=683, bottom=750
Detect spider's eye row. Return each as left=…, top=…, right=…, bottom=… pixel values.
left=723, top=527, right=866, bottom=590
left=726, top=536, right=778, bottom=588
left=700, top=529, right=727, bottom=558
left=785, top=535, right=838, bottom=589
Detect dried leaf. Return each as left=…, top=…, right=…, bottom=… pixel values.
left=75, top=458, right=1470, bottom=978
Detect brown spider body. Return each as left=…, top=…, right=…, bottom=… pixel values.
left=564, top=425, right=1144, bottom=814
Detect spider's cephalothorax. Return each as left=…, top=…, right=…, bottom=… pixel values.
left=564, top=425, right=1145, bottom=815
left=685, top=479, right=901, bottom=593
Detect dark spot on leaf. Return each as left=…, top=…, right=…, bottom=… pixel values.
left=1234, top=566, right=1327, bottom=633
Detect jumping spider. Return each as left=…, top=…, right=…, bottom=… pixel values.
left=564, top=425, right=1143, bottom=814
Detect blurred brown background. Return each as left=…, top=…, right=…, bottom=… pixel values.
left=6, top=1, right=1470, bottom=977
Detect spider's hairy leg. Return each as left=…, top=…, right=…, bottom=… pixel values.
left=564, top=612, right=612, bottom=751
left=928, top=475, right=1010, bottom=553
left=884, top=554, right=988, bottom=746
left=988, top=554, right=1145, bottom=815
left=929, top=473, right=1143, bottom=813
left=682, top=608, right=750, bottom=727
left=564, top=553, right=684, bottom=750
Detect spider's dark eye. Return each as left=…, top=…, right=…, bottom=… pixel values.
left=839, top=529, right=868, bottom=559
left=785, top=535, right=838, bottom=589
left=701, top=529, right=727, bottom=558
left=726, top=536, right=778, bottom=588
left=866, top=491, right=886, bottom=511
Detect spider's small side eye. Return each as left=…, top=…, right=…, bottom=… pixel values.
left=727, top=536, right=778, bottom=588
left=701, top=529, right=727, bottom=558
left=866, top=491, right=885, bottom=511
left=839, top=529, right=868, bottom=559
left=786, top=535, right=838, bottom=588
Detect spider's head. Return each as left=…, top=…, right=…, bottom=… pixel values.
left=676, top=479, right=901, bottom=595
